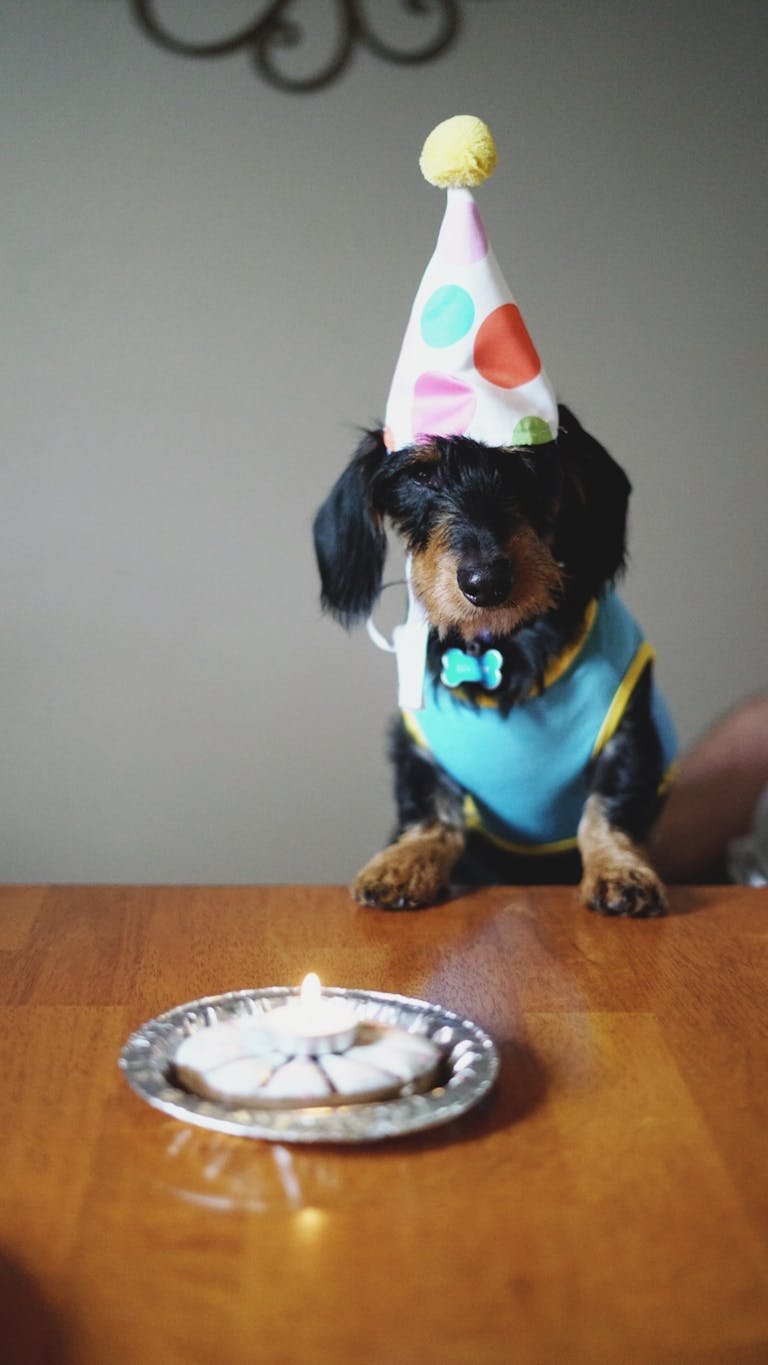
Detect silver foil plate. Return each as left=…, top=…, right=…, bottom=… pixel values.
left=120, top=987, right=499, bottom=1143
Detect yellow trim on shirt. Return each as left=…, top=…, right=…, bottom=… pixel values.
left=463, top=794, right=579, bottom=855
left=658, top=760, right=678, bottom=797
left=402, top=708, right=429, bottom=750
left=539, top=598, right=598, bottom=691
left=591, top=641, right=656, bottom=757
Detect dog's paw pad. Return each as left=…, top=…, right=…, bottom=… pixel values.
left=584, top=870, right=667, bottom=919
left=354, top=885, right=429, bottom=911
left=353, top=877, right=437, bottom=911
left=357, top=889, right=417, bottom=911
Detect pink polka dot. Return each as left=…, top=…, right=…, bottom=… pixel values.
left=412, top=372, right=477, bottom=440
left=436, top=195, right=488, bottom=266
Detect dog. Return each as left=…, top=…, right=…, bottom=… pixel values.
left=313, top=404, right=676, bottom=916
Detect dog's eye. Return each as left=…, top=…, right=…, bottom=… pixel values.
left=410, top=464, right=440, bottom=489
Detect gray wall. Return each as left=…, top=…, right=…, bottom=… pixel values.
left=2, top=1, right=766, bottom=883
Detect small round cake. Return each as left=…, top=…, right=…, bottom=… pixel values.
left=173, top=1016, right=442, bottom=1109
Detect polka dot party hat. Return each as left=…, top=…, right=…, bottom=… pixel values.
left=383, top=115, right=558, bottom=453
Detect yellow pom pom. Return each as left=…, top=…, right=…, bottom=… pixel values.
left=419, top=115, right=498, bottom=189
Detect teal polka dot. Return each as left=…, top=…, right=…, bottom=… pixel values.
left=420, top=285, right=475, bottom=349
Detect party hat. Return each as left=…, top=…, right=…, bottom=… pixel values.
left=383, top=115, right=558, bottom=453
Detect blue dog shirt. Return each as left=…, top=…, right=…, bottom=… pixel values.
left=402, top=592, right=677, bottom=854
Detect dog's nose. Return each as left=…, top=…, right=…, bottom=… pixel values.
left=457, top=556, right=514, bottom=607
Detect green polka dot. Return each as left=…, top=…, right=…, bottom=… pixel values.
left=512, top=416, right=553, bottom=446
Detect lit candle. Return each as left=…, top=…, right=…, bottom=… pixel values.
left=262, top=973, right=359, bottom=1057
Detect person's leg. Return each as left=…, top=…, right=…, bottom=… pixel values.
left=649, top=694, right=768, bottom=882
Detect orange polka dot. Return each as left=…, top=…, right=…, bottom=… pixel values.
left=474, top=304, right=541, bottom=390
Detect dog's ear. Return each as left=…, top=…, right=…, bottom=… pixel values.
left=313, top=428, right=389, bottom=627
left=553, top=404, right=632, bottom=594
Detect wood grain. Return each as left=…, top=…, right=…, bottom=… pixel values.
left=1, top=884, right=767, bottom=1364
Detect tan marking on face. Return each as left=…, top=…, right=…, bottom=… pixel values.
left=410, top=523, right=564, bottom=640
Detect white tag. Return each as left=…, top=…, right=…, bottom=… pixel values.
left=365, top=557, right=429, bottom=711
left=392, top=615, right=429, bottom=710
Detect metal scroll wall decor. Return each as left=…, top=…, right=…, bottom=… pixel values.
left=130, top=1, right=468, bottom=93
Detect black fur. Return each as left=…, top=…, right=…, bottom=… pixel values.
left=313, top=428, right=388, bottom=627
left=586, top=659, right=665, bottom=838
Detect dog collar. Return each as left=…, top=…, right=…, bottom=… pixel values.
left=442, top=599, right=599, bottom=708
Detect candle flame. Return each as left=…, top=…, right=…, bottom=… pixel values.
left=300, top=972, right=322, bottom=1005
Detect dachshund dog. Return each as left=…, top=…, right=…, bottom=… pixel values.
left=313, top=404, right=675, bottom=916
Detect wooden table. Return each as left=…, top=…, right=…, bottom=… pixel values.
left=1, top=884, right=767, bottom=1364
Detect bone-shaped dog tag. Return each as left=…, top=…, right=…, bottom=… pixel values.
left=441, top=647, right=503, bottom=691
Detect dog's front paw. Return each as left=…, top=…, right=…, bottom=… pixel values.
left=578, top=797, right=668, bottom=918
left=581, top=865, right=667, bottom=918
left=353, top=824, right=462, bottom=910
left=353, top=846, right=448, bottom=910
